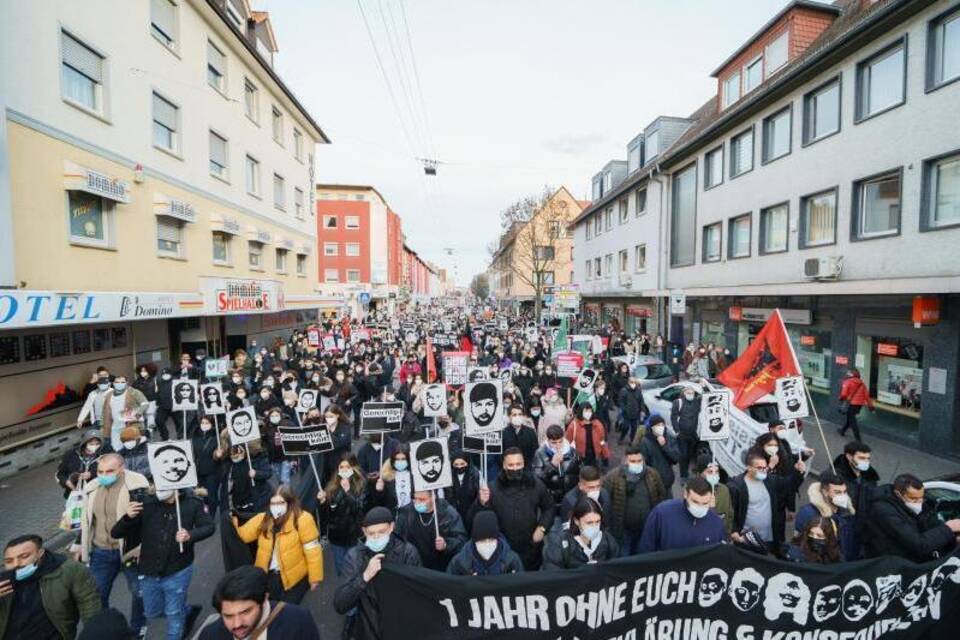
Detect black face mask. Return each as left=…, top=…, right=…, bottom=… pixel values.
left=809, top=539, right=827, bottom=555
left=504, top=469, right=524, bottom=482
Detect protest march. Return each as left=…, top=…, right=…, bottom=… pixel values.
left=2, top=303, right=958, bottom=640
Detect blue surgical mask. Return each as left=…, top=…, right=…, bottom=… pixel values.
left=394, top=460, right=408, bottom=471
left=15, top=563, right=38, bottom=581
left=754, top=471, right=768, bottom=482
left=581, top=525, right=601, bottom=541
left=113, top=382, right=127, bottom=393
left=856, top=461, right=870, bottom=472
left=627, top=463, right=644, bottom=475
left=365, top=535, right=389, bottom=553
left=705, top=474, right=720, bottom=487
left=414, top=502, right=429, bottom=514
left=98, top=473, right=118, bottom=487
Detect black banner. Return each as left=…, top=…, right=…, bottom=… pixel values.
left=278, top=424, right=333, bottom=455
left=373, top=545, right=959, bottom=639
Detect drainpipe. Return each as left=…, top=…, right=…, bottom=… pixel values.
left=649, top=163, right=667, bottom=340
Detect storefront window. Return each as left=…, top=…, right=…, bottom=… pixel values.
left=856, top=336, right=922, bottom=418
left=701, top=321, right=726, bottom=349
left=789, top=328, right=833, bottom=394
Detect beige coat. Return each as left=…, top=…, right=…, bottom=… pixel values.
left=79, top=469, right=150, bottom=563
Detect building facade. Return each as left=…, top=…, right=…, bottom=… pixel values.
left=0, top=0, right=336, bottom=472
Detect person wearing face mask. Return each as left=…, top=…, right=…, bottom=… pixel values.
left=394, top=490, right=467, bottom=572
left=76, top=373, right=114, bottom=434
left=638, top=477, right=726, bottom=552
left=153, top=368, right=176, bottom=441
left=542, top=497, right=619, bottom=569
left=224, top=369, right=249, bottom=398
left=373, top=445, right=414, bottom=513
left=357, top=433, right=399, bottom=479
left=635, top=415, right=680, bottom=493
left=254, top=383, right=281, bottom=416
left=533, top=425, right=581, bottom=507
left=234, top=486, right=323, bottom=604
left=57, top=431, right=110, bottom=499
left=537, top=364, right=558, bottom=390
left=617, top=376, right=648, bottom=445
left=447, top=452, right=481, bottom=525
left=446, top=511, right=523, bottom=576
left=794, top=472, right=859, bottom=561
left=220, top=443, right=274, bottom=518
left=694, top=455, right=733, bottom=535
left=785, top=517, right=842, bottom=564
left=729, top=448, right=805, bottom=558
left=191, top=416, right=223, bottom=516
left=865, top=473, right=960, bottom=563
left=398, top=355, right=422, bottom=387
left=74, top=454, right=149, bottom=635
left=0, top=533, right=101, bottom=640
left=558, top=465, right=613, bottom=528
left=755, top=431, right=800, bottom=515
left=100, top=375, right=148, bottom=451
left=132, top=364, right=160, bottom=432
left=117, top=426, right=151, bottom=480
left=539, top=388, right=569, bottom=441
left=318, top=406, right=353, bottom=486
left=334, top=507, right=421, bottom=640
left=502, top=405, right=539, bottom=467
left=111, top=487, right=213, bottom=640
left=565, top=403, right=609, bottom=470
left=669, top=387, right=702, bottom=481
left=604, top=445, right=668, bottom=557
left=318, top=454, right=371, bottom=578
left=833, top=440, right=880, bottom=547
left=260, top=407, right=294, bottom=486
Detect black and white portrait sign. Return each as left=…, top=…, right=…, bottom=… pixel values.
left=410, top=437, right=452, bottom=492
left=279, top=424, right=334, bottom=456
left=226, top=405, right=260, bottom=446
left=421, top=383, right=447, bottom=418
left=775, top=375, right=809, bottom=420
left=464, top=379, right=503, bottom=436
left=297, top=388, right=318, bottom=413
left=200, top=382, right=226, bottom=416
left=574, top=368, right=598, bottom=393
left=525, top=327, right=538, bottom=342
left=698, top=390, right=731, bottom=441
left=499, top=369, right=512, bottom=385
left=466, top=366, right=489, bottom=382
left=172, top=379, right=199, bottom=412
left=147, top=440, right=198, bottom=491
left=359, top=401, right=405, bottom=434
left=405, top=330, right=417, bottom=344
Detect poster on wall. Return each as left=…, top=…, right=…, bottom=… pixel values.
left=878, top=362, right=923, bottom=411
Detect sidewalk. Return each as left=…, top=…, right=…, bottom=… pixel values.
left=0, top=461, right=77, bottom=549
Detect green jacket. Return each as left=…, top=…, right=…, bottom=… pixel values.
left=0, top=553, right=101, bottom=639
left=603, top=465, right=667, bottom=540
left=712, top=483, right=735, bottom=535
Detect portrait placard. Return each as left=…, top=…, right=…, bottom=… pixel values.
left=148, top=440, right=198, bottom=491
left=171, top=379, right=199, bottom=412
left=463, top=379, right=503, bottom=436
left=420, top=383, right=448, bottom=417
left=226, top=405, right=260, bottom=446
left=200, top=382, right=226, bottom=416
left=410, top=437, right=452, bottom=492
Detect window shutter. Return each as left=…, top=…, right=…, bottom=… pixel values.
left=151, top=0, right=176, bottom=39
left=207, top=41, right=225, bottom=73
left=153, top=93, right=177, bottom=130
left=62, top=31, right=103, bottom=82
left=210, top=131, right=227, bottom=166
left=157, top=218, right=181, bottom=242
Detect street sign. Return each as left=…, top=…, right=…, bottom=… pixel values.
left=359, top=292, right=371, bottom=306
left=670, top=291, right=686, bottom=316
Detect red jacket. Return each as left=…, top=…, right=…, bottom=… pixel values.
left=398, top=362, right=422, bottom=386
left=840, top=375, right=873, bottom=408
left=565, top=419, right=610, bottom=462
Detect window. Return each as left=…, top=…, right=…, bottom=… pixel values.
left=325, top=268, right=339, bottom=283
left=534, top=246, right=555, bottom=260
left=212, top=232, right=230, bottom=264
left=728, top=214, right=752, bottom=258
left=760, top=204, right=789, bottom=254
left=248, top=241, right=263, bottom=268
left=346, top=269, right=361, bottom=283
left=722, top=72, right=741, bottom=108
left=593, top=257, right=601, bottom=278
left=346, top=243, right=360, bottom=257
left=765, top=32, right=788, bottom=77
left=618, top=250, right=628, bottom=273
left=244, top=80, right=259, bottom=122
left=156, top=217, right=183, bottom=256
left=345, top=216, right=360, bottom=229
left=61, top=31, right=104, bottom=113
left=924, top=152, right=960, bottom=229
left=324, top=242, right=338, bottom=256
left=207, top=40, right=226, bottom=93
left=803, top=78, right=841, bottom=145
left=635, top=188, right=647, bottom=215
left=856, top=40, right=906, bottom=121
left=853, top=170, right=901, bottom=239
left=585, top=219, right=592, bottom=240
left=275, top=248, right=288, bottom=272
left=294, top=188, right=304, bottom=218
left=603, top=173, right=612, bottom=192
left=730, top=128, right=754, bottom=177
left=225, top=0, right=244, bottom=27
left=293, top=129, right=304, bottom=161
left=272, top=107, right=283, bottom=145
left=296, top=254, right=307, bottom=276
left=634, top=244, right=647, bottom=271
left=273, top=174, right=285, bottom=210
left=594, top=214, right=602, bottom=235
left=744, top=57, right=763, bottom=93
left=604, top=254, right=613, bottom=277
left=245, top=155, right=260, bottom=195
left=209, top=130, right=228, bottom=179
left=604, top=208, right=612, bottom=230
left=670, top=163, right=697, bottom=267
left=703, top=223, right=722, bottom=263
left=68, top=191, right=109, bottom=247
left=705, top=146, right=723, bottom=189
left=150, top=0, right=177, bottom=48
left=645, top=130, right=660, bottom=161
left=541, top=271, right=555, bottom=286
left=584, top=260, right=591, bottom=280
left=323, top=215, right=337, bottom=229
left=618, top=199, right=628, bottom=224
left=628, top=142, right=642, bottom=173
left=762, top=106, right=791, bottom=163
left=800, top=189, right=838, bottom=247
left=152, top=92, right=178, bottom=153
left=929, top=7, right=960, bottom=90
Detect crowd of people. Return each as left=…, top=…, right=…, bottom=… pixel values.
left=1, top=305, right=958, bottom=640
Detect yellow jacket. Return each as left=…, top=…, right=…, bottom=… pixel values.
left=237, top=511, right=324, bottom=591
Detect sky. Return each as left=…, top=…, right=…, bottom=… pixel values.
left=265, top=0, right=792, bottom=284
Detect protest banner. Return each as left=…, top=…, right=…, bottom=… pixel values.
left=410, top=438, right=452, bottom=492
left=443, top=351, right=470, bottom=386
left=776, top=375, right=809, bottom=420
left=462, top=431, right=502, bottom=455
left=148, top=440, right=198, bottom=491
left=279, top=424, right=334, bottom=456
left=204, top=357, right=229, bottom=379
left=573, top=369, right=597, bottom=393
left=226, top=406, right=260, bottom=446
left=360, top=401, right=405, bottom=434
left=463, top=380, right=504, bottom=436
left=698, top=391, right=731, bottom=442
left=556, top=352, right=584, bottom=379
left=467, top=367, right=489, bottom=382
left=307, top=328, right=320, bottom=347
left=200, top=382, right=226, bottom=416
left=373, top=546, right=960, bottom=640
left=421, top=383, right=448, bottom=417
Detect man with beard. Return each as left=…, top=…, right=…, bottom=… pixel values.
left=414, top=440, right=445, bottom=486
left=470, top=448, right=554, bottom=570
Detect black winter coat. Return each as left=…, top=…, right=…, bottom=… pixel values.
left=319, top=485, right=370, bottom=547
left=119, top=441, right=151, bottom=480
left=191, top=428, right=222, bottom=477
left=532, top=444, right=580, bottom=506
left=671, top=396, right=702, bottom=439
left=501, top=425, right=538, bottom=467
left=865, top=484, right=957, bottom=563
left=558, top=487, right=613, bottom=527
left=446, top=537, right=524, bottom=576
left=541, top=530, right=620, bottom=570
left=448, top=465, right=481, bottom=526
left=55, top=447, right=105, bottom=498
left=132, top=376, right=159, bottom=402
left=394, top=500, right=468, bottom=571
left=617, top=386, right=648, bottom=421
left=833, top=453, right=880, bottom=539
left=222, top=453, right=273, bottom=515
left=638, top=431, right=680, bottom=490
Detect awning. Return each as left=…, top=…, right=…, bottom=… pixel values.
left=297, top=244, right=313, bottom=255
left=246, top=226, right=272, bottom=244
left=153, top=193, right=196, bottom=223
left=209, top=214, right=242, bottom=235
left=276, top=237, right=295, bottom=251
left=64, top=160, right=131, bottom=203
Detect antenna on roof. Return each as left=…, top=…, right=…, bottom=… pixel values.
left=419, top=158, right=438, bottom=176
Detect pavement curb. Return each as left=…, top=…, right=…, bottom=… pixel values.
left=45, top=528, right=77, bottom=552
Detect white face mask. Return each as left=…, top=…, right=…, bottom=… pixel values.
left=652, top=426, right=665, bottom=437
left=764, top=446, right=779, bottom=457
left=156, top=489, right=175, bottom=502
left=582, top=411, right=593, bottom=420
left=270, top=504, right=287, bottom=519
left=338, top=468, right=354, bottom=480
left=326, top=416, right=338, bottom=426
left=687, top=503, right=709, bottom=519
left=371, top=442, right=382, bottom=451
left=475, top=540, right=498, bottom=561
left=586, top=489, right=600, bottom=501
left=510, top=416, right=523, bottom=427
left=200, top=423, right=213, bottom=432
left=122, top=440, right=137, bottom=450
left=831, top=494, right=850, bottom=509
left=270, top=415, right=282, bottom=425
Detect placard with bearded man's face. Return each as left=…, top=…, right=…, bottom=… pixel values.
left=698, top=391, right=731, bottom=441
left=775, top=375, right=809, bottom=420
left=421, top=384, right=447, bottom=417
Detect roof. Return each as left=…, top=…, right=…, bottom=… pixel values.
left=204, top=0, right=330, bottom=144
left=489, top=186, right=585, bottom=263
left=315, top=184, right=390, bottom=206
left=250, top=11, right=279, bottom=52
left=709, top=0, right=842, bottom=77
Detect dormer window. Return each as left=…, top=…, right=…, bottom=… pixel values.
left=744, top=57, right=763, bottom=93
left=723, top=72, right=741, bottom=108
left=645, top=130, right=660, bottom=161
left=765, top=32, right=789, bottom=78
left=225, top=1, right=244, bottom=28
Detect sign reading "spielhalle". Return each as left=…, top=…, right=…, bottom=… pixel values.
left=199, top=277, right=285, bottom=315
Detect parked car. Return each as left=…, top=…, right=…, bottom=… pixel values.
left=924, top=474, right=960, bottom=523
left=611, top=355, right=675, bottom=390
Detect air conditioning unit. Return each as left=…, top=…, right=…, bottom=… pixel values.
left=804, top=256, right=842, bottom=280
left=619, top=273, right=633, bottom=287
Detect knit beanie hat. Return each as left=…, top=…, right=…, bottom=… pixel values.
left=472, top=511, right=499, bottom=542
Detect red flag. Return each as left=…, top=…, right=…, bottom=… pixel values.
left=425, top=337, right=438, bottom=383
left=717, top=310, right=801, bottom=409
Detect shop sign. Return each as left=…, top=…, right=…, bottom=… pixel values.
left=877, top=343, right=899, bottom=356
left=64, top=161, right=131, bottom=203
left=835, top=355, right=849, bottom=366
left=626, top=305, right=652, bottom=318
left=728, top=306, right=743, bottom=321
left=0, top=290, right=201, bottom=329
left=154, top=194, right=197, bottom=223
left=734, top=307, right=812, bottom=325
left=200, top=277, right=284, bottom=315
left=912, top=296, right=940, bottom=327
left=669, top=291, right=686, bottom=316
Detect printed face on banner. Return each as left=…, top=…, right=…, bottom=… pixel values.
left=467, top=367, right=489, bottom=382
left=226, top=406, right=260, bottom=445
left=775, top=375, right=809, bottom=419
left=464, top=379, right=503, bottom=435
left=874, top=575, right=902, bottom=615
left=574, top=369, right=597, bottom=392
left=172, top=379, right=198, bottom=411
left=842, top=579, right=874, bottom=622
left=297, top=389, right=318, bottom=412
left=405, top=331, right=417, bottom=344
left=525, top=328, right=537, bottom=342
left=729, top=568, right=765, bottom=612
left=698, top=569, right=729, bottom=607
left=763, top=572, right=810, bottom=626
left=698, top=391, right=731, bottom=441
left=813, top=585, right=842, bottom=622
left=421, top=384, right=447, bottom=417
left=410, top=437, right=451, bottom=491
left=499, top=369, right=512, bottom=384
left=201, top=383, right=226, bottom=415
left=148, top=440, right=197, bottom=491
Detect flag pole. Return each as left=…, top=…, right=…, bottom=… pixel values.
left=776, top=309, right=835, bottom=473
